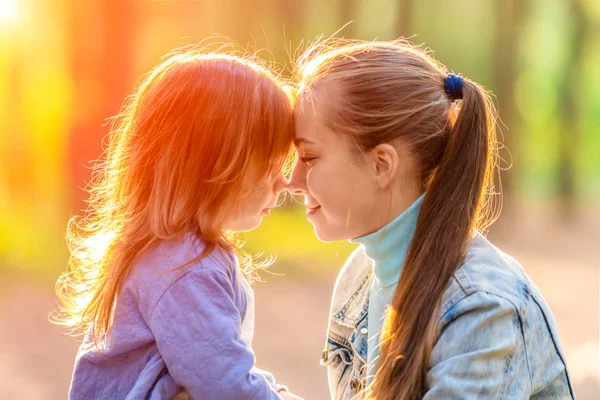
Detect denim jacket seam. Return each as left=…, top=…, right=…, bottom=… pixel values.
left=449, top=271, right=525, bottom=317
left=327, top=332, right=351, bottom=349
left=529, top=293, right=575, bottom=399
left=350, top=345, right=366, bottom=366
left=437, top=289, right=522, bottom=400
left=453, top=266, right=473, bottom=294
left=451, top=274, right=469, bottom=296
left=438, top=279, right=474, bottom=322
left=519, top=285, right=534, bottom=390
left=330, top=313, right=357, bottom=330
left=439, top=275, right=470, bottom=318
left=348, top=319, right=368, bottom=365
left=498, top=311, right=519, bottom=400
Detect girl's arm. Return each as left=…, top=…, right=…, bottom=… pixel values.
left=169, top=369, right=297, bottom=400
left=423, top=291, right=530, bottom=399
left=251, top=366, right=289, bottom=393
left=149, top=267, right=281, bottom=400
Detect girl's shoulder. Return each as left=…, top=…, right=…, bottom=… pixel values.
left=138, top=233, right=235, bottom=274
left=126, top=234, right=237, bottom=302
left=117, top=234, right=240, bottom=324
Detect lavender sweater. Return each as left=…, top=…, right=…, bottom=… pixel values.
left=69, top=234, right=282, bottom=400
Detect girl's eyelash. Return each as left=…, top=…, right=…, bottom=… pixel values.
left=300, top=156, right=316, bottom=163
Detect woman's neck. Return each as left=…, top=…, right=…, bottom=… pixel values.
left=352, top=193, right=425, bottom=287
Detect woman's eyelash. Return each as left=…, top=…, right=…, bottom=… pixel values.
left=300, top=156, right=316, bottom=163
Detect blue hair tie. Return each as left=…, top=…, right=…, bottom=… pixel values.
left=444, top=73, right=463, bottom=101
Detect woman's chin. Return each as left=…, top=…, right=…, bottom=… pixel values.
left=312, top=223, right=347, bottom=243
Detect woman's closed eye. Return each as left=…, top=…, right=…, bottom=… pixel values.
left=300, top=156, right=317, bottom=165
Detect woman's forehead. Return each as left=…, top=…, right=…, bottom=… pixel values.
left=293, top=82, right=347, bottom=145
left=294, top=110, right=350, bottom=155
left=294, top=80, right=341, bottom=115
left=294, top=100, right=325, bottom=143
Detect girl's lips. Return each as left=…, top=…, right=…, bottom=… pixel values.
left=262, top=202, right=277, bottom=215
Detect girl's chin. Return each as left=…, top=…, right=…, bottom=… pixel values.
left=246, top=216, right=264, bottom=232
left=228, top=216, right=263, bottom=233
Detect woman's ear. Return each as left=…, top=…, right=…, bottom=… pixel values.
left=369, top=143, right=398, bottom=189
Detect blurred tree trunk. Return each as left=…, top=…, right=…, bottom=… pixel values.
left=493, top=0, right=527, bottom=208
left=396, top=0, right=415, bottom=39
left=556, top=0, right=587, bottom=219
left=67, top=0, right=136, bottom=213
left=340, top=0, right=355, bottom=37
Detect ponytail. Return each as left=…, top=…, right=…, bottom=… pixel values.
left=371, top=78, right=498, bottom=399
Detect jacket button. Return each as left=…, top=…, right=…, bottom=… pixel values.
left=321, top=350, right=328, bottom=362
left=360, top=327, right=368, bottom=334
left=350, top=378, right=359, bottom=391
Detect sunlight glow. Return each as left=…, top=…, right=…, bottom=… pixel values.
left=0, top=0, right=17, bottom=21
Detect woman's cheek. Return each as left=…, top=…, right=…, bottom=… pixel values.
left=305, top=167, right=319, bottom=198
left=311, top=167, right=341, bottom=208
left=308, top=165, right=334, bottom=201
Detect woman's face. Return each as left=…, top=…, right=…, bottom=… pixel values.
left=288, top=100, right=384, bottom=242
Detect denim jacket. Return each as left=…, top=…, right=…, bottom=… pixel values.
left=321, top=234, right=574, bottom=399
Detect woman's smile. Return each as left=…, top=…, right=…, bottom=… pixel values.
left=306, top=205, right=321, bottom=218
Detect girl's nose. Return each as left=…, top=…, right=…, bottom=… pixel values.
left=273, top=171, right=289, bottom=194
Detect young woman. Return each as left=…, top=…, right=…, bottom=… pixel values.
left=54, top=47, right=302, bottom=399
left=289, top=39, right=574, bottom=399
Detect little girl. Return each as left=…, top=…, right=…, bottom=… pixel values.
left=55, top=46, right=300, bottom=399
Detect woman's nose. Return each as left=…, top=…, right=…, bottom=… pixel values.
left=287, top=161, right=307, bottom=195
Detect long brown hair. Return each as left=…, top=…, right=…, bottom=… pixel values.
left=54, top=45, right=295, bottom=347
left=296, top=39, right=500, bottom=399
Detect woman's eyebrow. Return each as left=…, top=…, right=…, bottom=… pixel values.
left=294, top=137, right=316, bottom=146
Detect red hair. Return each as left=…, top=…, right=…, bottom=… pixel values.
left=55, top=46, right=295, bottom=345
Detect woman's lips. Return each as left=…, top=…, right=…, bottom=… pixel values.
left=306, top=205, right=321, bottom=217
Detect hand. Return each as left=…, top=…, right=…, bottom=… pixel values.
left=278, top=391, right=304, bottom=400
left=169, top=391, right=189, bottom=400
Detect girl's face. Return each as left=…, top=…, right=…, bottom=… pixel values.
left=288, top=100, right=385, bottom=242
left=227, top=166, right=288, bottom=232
